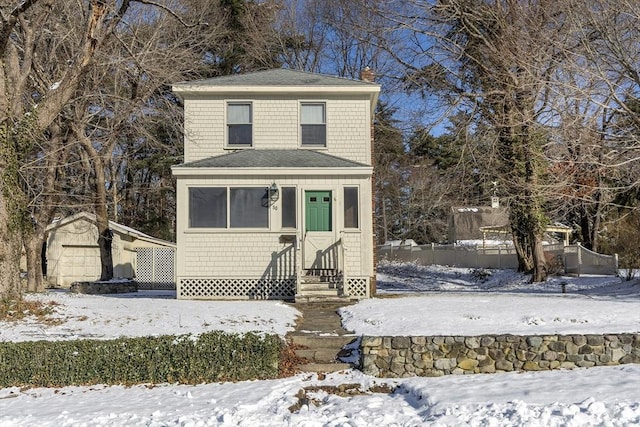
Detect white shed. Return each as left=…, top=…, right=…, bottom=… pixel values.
left=45, top=212, right=176, bottom=288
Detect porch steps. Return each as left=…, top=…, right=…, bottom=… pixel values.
left=288, top=302, right=358, bottom=373
left=296, top=273, right=351, bottom=303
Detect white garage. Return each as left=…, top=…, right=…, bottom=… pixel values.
left=45, top=212, right=176, bottom=288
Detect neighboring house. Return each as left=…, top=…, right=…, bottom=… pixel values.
left=171, top=68, right=380, bottom=301
left=448, top=206, right=572, bottom=247
left=45, top=212, right=176, bottom=288
left=448, top=206, right=510, bottom=243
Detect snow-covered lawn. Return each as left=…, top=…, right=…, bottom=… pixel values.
left=342, top=262, right=640, bottom=336
left=1, top=262, right=638, bottom=426
left=0, top=290, right=298, bottom=342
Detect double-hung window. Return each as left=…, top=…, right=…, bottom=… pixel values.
left=301, top=102, right=326, bottom=146
left=227, top=103, right=252, bottom=147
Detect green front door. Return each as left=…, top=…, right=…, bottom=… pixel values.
left=304, top=191, right=335, bottom=270
left=305, top=191, right=332, bottom=232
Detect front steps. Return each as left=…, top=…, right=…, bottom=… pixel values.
left=288, top=302, right=358, bottom=373
left=291, top=336, right=355, bottom=372
left=295, top=271, right=352, bottom=303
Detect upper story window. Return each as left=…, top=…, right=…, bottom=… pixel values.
left=300, top=102, right=326, bottom=147
left=227, top=102, right=252, bottom=147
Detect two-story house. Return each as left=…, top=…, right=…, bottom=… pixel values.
left=171, top=68, right=380, bottom=301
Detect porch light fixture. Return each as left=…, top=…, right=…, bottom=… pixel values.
left=269, top=182, right=279, bottom=204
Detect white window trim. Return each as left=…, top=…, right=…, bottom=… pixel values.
left=343, top=185, right=361, bottom=230
left=225, top=101, right=253, bottom=149
left=186, top=185, right=274, bottom=231
left=280, top=185, right=298, bottom=230
left=299, top=101, right=327, bottom=148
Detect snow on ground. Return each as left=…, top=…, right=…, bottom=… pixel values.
left=341, top=262, right=640, bottom=336
left=1, top=262, right=639, bottom=426
left=1, top=366, right=638, bottom=426
left=0, top=290, right=299, bottom=342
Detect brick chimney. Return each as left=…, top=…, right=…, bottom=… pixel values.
left=360, top=66, right=375, bottom=82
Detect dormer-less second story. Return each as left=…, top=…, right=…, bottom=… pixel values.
left=172, top=69, right=380, bottom=165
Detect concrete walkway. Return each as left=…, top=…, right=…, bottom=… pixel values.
left=286, top=302, right=358, bottom=373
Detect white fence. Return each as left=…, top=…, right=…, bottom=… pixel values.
left=379, top=243, right=618, bottom=276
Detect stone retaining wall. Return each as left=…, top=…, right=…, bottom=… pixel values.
left=70, top=280, right=138, bottom=294
left=360, top=334, right=640, bottom=378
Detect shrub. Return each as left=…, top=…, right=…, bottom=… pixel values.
left=470, top=268, right=492, bottom=283
left=0, top=332, right=281, bottom=387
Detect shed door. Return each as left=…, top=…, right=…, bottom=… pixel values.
left=304, top=191, right=336, bottom=270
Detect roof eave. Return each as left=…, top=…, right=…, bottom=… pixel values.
left=171, top=166, right=373, bottom=177
left=172, top=85, right=380, bottom=116
left=172, top=85, right=379, bottom=95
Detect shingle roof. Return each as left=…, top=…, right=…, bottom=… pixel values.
left=173, top=68, right=378, bottom=89
left=175, top=149, right=370, bottom=169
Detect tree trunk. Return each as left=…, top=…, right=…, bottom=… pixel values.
left=530, top=232, right=548, bottom=282
left=381, top=197, right=388, bottom=244
left=97, top=226, right=114, bottom=281
left=94, top=155, right=114, bottom=281
left=0, top=193, right=22, bottom=298
left=23, top=233, right=45, bottom=292
left=511, top=230, right=533, bottom=273
left=579, top=203, right=593, bottom=249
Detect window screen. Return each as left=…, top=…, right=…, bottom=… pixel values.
left=189, top=187, right=227, bottom=228
left=344, top=187, right=359, bottom=228
left=301, top=103, right=326, bottom=146
left=228, top=103, right=252, bottom=146
left=230, top=188, right=269, bottom=228
left=281, top=187, right=296, bottom=228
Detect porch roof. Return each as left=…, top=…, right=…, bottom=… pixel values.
left=174, top=149, right=370, bottom=169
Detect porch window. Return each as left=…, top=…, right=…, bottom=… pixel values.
left=230, top=188, right=268, bottom=228
left=281, top=187, right=296, bottom=228
left=189, top=187, right=227, bottom=228
left=344, top=187, right=359, bottom=228
left=301, top=103, right=326, bottom=146
left=227, top=103, right=252, bottom=146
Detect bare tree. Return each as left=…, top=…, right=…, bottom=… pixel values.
left=371, top=1, right=599, bottom=281
left=0, top=0, right=142, bottom=298
left=0, top=0, right=229, bottom=295
left=64, top=2, right=224, bottom=281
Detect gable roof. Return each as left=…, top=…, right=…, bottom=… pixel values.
left=46, top=212, right=175, bottom=247
left=172, top=149, right=372, bottom=176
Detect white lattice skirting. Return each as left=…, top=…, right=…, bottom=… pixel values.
left=136, top=248, right=176, bottom=289
left=138, top=282, right=175, bottom=290
left=345, top=277, right=369, bottom=298
left=178, top=278, right=296, bottom=300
